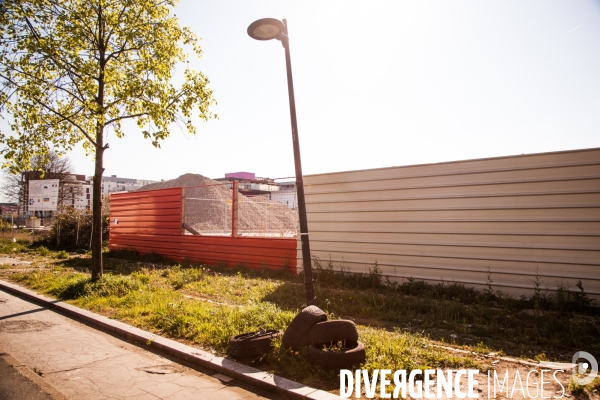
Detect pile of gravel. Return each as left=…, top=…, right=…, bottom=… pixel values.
left=137, top=173, right=218, bottom=191
left=138, top=174, right=297, bottom=237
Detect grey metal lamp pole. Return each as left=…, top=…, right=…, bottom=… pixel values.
left=247, top=18, right=315, bottom=306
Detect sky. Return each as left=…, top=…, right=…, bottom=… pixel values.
left=3, top=0, right=600, bottom=182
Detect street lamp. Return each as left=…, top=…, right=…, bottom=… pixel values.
left=247, top=18, right=315, bottom=306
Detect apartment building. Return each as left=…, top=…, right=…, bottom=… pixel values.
left=101, top=175, right=158, bottom=197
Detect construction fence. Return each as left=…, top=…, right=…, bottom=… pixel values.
left=109, top=184, right=298, bottom=272
left=300, top=147, right=600, bottom=300
left=181, top=181, right=298, bottom=237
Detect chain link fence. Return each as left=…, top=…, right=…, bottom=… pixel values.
left=237, top=191, right=297, bottom=237
left=183, top=184, right=233, bottom=236
left=182, top=181, right=298, bottom=238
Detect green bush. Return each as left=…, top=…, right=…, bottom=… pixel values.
left=55, top=250, right=70, bottom=260
left=569, top=378, right=586, bottom=395
left=37, top=246, right=50, bottom=256
left=0, top=221, right=12, bottom=232
left=48, top=208, right=109, bottom=251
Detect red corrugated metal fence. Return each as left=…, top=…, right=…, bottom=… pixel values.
left=109, top=187, right=297, bottom=272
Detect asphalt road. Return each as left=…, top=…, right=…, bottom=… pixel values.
left=0, top=353, right=53, bottom=400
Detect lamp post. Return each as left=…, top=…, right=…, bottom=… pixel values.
left=247, top=18, right=315, bottom=306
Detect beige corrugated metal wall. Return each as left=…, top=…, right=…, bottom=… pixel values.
left=298, top=147, right=600, bottom=299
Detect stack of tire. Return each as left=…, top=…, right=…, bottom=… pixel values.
left=282, top=305, right=366, bottom=369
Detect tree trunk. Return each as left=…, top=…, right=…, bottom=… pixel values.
left=90, top=141, right=104, bottom=282
left=92, top=10, right=106, bottom=282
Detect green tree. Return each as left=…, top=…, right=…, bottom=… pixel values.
left=0, top=0, right=216, bottom=280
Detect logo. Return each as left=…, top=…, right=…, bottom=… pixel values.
left=339, top=352, right=598, bottom=398
left=572, top=351, right=598, bottom=386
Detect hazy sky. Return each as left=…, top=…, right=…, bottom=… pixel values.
left=3, top=0, right=600, bottom=181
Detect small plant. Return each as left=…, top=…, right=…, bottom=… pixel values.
left=312, top=254, right=337, bottom=287
left=475, top=341, right=492, bottom=354
left=37, top=246, right=49, bottom=256
left=531, top=266, right=550, bottom=310
left=320, top=339, right=348, bottom=352
left=534, top=352, right=548, bottom=362
left=55, top=250, right=70, bottom=260
left=368, top=262, right=382, bottom=289
left=484, top=267, right=494, bottom=299
left=554, top=281, right=570, bottom=311
left=569, top=378, right=586, bottom=395
left=571, top=280, right=592, bottom=312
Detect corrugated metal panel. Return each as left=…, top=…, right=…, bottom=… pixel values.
left=109, top=188, right=296, bottom=272
left=299, top=147, right=600, bottom=299
left=110, top=233, right=296, bottom=272
left=109, top=188, right=182, bottom=236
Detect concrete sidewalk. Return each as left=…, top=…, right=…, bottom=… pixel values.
left=0, top=282, right=339, bottom=399
left=0, top=289, right=284, bottom=399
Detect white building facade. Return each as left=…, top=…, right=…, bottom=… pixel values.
left=101, top=175, right=158, bottom=197
left=67, top=175, right=159, bottom=210
left=69, top=182, right=92, bottom=210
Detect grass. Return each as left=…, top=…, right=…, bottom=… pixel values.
left=1, top=241, right=599, bottom=394
left=5, top=265, right=481, bottom=390
left=309, top=257, right=600, bottom=361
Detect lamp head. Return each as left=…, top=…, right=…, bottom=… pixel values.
left=247, top=18, right=286, bottom=41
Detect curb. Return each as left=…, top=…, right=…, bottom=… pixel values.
left=0, top=279, right=341, bottom=400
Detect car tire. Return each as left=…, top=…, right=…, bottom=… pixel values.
left=300, top=320, right=358, bottom=346
left=308, top=340, right=366, bottom=369
left=281, top=305, right=327, bottom=349
left=228, top=330, right=281, bottom=358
